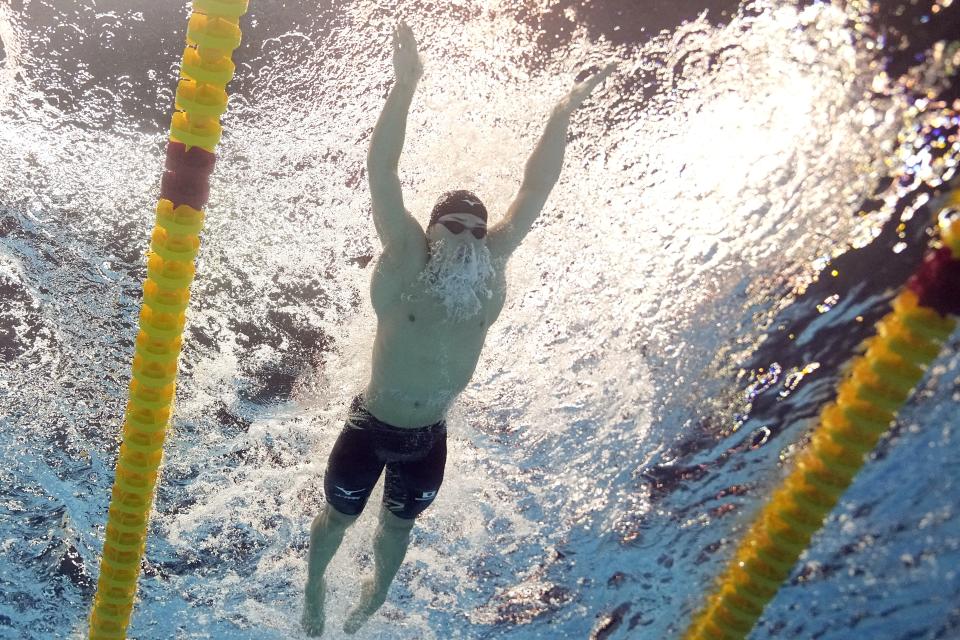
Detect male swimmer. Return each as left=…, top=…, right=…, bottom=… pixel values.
left=302, top=20, right=614, bottom=636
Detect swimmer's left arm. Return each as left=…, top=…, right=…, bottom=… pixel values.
left=488, top=63, right=616, bottom=260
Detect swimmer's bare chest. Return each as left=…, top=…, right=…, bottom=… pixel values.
left=364, top=256, right=506, bottom=427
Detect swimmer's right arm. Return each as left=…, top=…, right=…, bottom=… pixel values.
left=367, top=21, right=425, bottom=254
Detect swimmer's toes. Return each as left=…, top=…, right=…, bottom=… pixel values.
left=301, top=610, right=325, bottom=638
left=343, top=599, right=377, bottom=633
left=343, top=605, right=370, bottom=635
left=301, top=597, right=326, bottom=637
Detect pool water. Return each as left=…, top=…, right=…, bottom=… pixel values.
left=1, top=1, right=958, bottom=638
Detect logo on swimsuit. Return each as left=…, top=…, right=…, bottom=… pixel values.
left=385, top=498, right=406, bottom=512
left=414, top=491, right=437, bottom=501
left=335, top=486, right=366, bottom=500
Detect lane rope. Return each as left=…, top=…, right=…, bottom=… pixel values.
left=683, top=188, right=960, bottom=640
left=88, top=2, right=249, bottom=638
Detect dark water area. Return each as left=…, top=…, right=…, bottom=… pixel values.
left=873, top=0, right=960, bottom=98
left=5, top=1, right=958, bottom=129
left=643, top=0, right=960, bottom=480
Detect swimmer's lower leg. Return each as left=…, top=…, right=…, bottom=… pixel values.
left=343, top=509, right=415, bottom=634
left=310, top=504, right=358, bottom=573
left=371, top=509, right=415, bottom=594
left=303, top=505, right=358, bottom=636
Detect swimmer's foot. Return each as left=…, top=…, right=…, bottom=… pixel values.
left=301, top=577, right=326, bottom=637
left=343, top=578, right=387, bottom=635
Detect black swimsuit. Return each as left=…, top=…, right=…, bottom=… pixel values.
left=324, top=395, right=447, bottom=520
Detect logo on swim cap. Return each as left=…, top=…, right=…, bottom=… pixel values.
left=429, top=189, right=487, bottom=227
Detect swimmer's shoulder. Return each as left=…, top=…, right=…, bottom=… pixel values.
left=371, top=249, right=429, bottom=313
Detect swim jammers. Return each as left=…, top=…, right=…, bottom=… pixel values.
left=324, top=395, right=447, bottom=520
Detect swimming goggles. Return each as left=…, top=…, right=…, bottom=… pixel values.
left=436, top=213, right=487, bottom=239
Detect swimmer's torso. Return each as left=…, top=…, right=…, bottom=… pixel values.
left=365, top=247, right=507, bottom=428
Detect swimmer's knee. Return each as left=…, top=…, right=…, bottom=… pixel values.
left=322, top=503, right=361, bottom=528
left=379, top=507, right=417, bottom=531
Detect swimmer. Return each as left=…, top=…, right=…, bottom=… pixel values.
left=302, top=20, right=615, bottom=636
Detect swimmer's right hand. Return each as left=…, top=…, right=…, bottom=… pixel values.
left=392, top=20, right=423, bottom=87
left=556, top=62, right=617, bottom=115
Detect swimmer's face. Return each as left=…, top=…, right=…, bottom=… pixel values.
left=427, top=213, right=487, bottom=246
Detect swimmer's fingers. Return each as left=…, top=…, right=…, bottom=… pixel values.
left=562, top=62, right=617, bottom=111
left=397, top=19, right=419, bottom=54
left=392, top=20, right=424, bottom=85
left=594, top=62, right=617, bottom=86
left=574, top=63, right=617, bottom=98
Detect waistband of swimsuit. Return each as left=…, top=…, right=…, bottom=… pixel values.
left=350, top=395, right=446, bottom=433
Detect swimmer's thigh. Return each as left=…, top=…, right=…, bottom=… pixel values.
left=383, top=433, right=447, bottom=519
left=324, top=424, right=385, bottom=516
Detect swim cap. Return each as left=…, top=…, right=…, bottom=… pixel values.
left=429, top=190, right=488, bottom=228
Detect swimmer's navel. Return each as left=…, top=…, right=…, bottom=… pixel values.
left=408, top=314, right=415, bottom=322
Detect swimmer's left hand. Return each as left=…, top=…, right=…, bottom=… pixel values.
left=557, top=62, right=617, bottom=114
